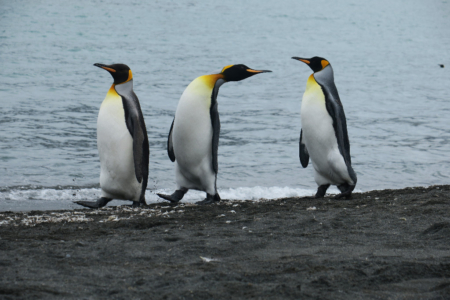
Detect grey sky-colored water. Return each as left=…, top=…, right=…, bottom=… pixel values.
left=1, top=0, right=450, bottom=206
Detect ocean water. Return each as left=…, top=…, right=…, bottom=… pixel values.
left=1, top=0, right=449, bottom=211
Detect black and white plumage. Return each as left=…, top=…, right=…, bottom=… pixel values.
left=75, top=63, right=149, bottom=209
left=293, top=56, right=357, bottom=199
left=158, top=64, right=271, bottom=205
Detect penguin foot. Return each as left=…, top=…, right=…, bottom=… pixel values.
left=337, top=183, right=349, bottom=193
left=126, top=201, right=148, bottom=208
left=157, top=189, right=187, bottom=204
left=334, top=184, right=356, bottom=200
left=75, top=197, right=112, bottom=209
left=196, top=193, right=220, bottom=205
left=315, top=184, right=330, bottom=198
left=157, top=193, right=176, bottom=203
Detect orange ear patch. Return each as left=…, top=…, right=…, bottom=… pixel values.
left=321, top=60, right=329, bottom=68
left=126, top=70, right=133, bottom=82
left=221, top=65, right=234, bottom=73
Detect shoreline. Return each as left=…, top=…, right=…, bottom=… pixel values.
left=0, top=184, right=441, bottom=213
left=1, top=185, right=449, bottom=299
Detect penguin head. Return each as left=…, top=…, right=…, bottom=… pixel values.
left=94, top=63, right=133, bottom=84
left=292, top=56, right=330, bottom=73
left=220, top=64, right=271, bottom=82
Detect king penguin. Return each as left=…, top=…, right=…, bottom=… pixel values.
left=292, top=56, right=357, bottom=199
left=75, top=63, right=149, bottom=208
left=157, top=64, right=271, bottom=205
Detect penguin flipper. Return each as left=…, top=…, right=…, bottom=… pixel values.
left=324, top=98, right=357, bottom=184
left=299, top=129, right=309, bottom=168
left=314, top=66, right=357, bottom=184
left=210, top=101, right=220, bottom=174
left=130, top=104, right=149, bottom=185
left=115, top=83, right=150, bottom=187
left=167, top=118, right=175, bottom=162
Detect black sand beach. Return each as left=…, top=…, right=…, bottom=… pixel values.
left=0, top=185, right=449, bottom=299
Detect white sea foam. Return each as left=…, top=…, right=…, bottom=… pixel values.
left=0, top=186, right=367, bottom=211
left=0, top=186, right=317, bottom=204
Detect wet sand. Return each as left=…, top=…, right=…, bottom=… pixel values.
left=0, top=185, right=449, bottom=299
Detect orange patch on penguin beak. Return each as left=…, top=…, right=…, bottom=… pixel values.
left=246, top=69, right=264, bottom=73
left=101, top=66, right=116, bottom=73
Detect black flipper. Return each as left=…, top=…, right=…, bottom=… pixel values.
left=167, top=118, right=175, bottom=162
left=299, top=129, right=309, bottom=168
left=210, top=87, right=221, bottom=175
left=313, top=65, right=357, bottom=185
left=114, top=81, right=150, bottom=202
left=75, top=197, right=112, bottom=209
left=196, top=193, right=221, bottom=205
left=208, top=79, right=223, bottom=196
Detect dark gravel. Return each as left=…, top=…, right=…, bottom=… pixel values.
left=0, top=185, right=449, bottom=299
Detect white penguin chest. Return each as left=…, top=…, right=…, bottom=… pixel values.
left=97, top=88, right=139, bottom=199
left=97, top=92, right=133, bottom=152
left=301, top=77, right=338, bottom=158
left=173, top=81, right=213, bottom=163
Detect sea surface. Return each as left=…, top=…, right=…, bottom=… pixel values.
left=1, top=0, right=449, bottom=211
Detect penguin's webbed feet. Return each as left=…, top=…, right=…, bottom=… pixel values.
left=196, top=193, right=220, bottom=205
left=334, top=184, right=355, bottom=200
left=315, top=184, right=330, bottom=198
left=130, top=201, right=146, bottom=208
left=157, top=193, right=179, bottom=203
left=74, top=197, right=111, bottom=209
left=157, top=189, right=187, bottom=204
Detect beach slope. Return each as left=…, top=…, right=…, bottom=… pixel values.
left=0, top=185, right=449, bottom=299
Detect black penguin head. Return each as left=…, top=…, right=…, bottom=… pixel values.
left=221, top=64, right=271, bottom=82
left=292, top=56, right=330, bottom=72
left=94, top=63, right=133, bottom=84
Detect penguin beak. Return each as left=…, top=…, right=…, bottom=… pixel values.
left=246, top=69, right=272, bottom=73
left=94, top=63, right=116, bottom=73
left=292, top=57, right=310, bottom=64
